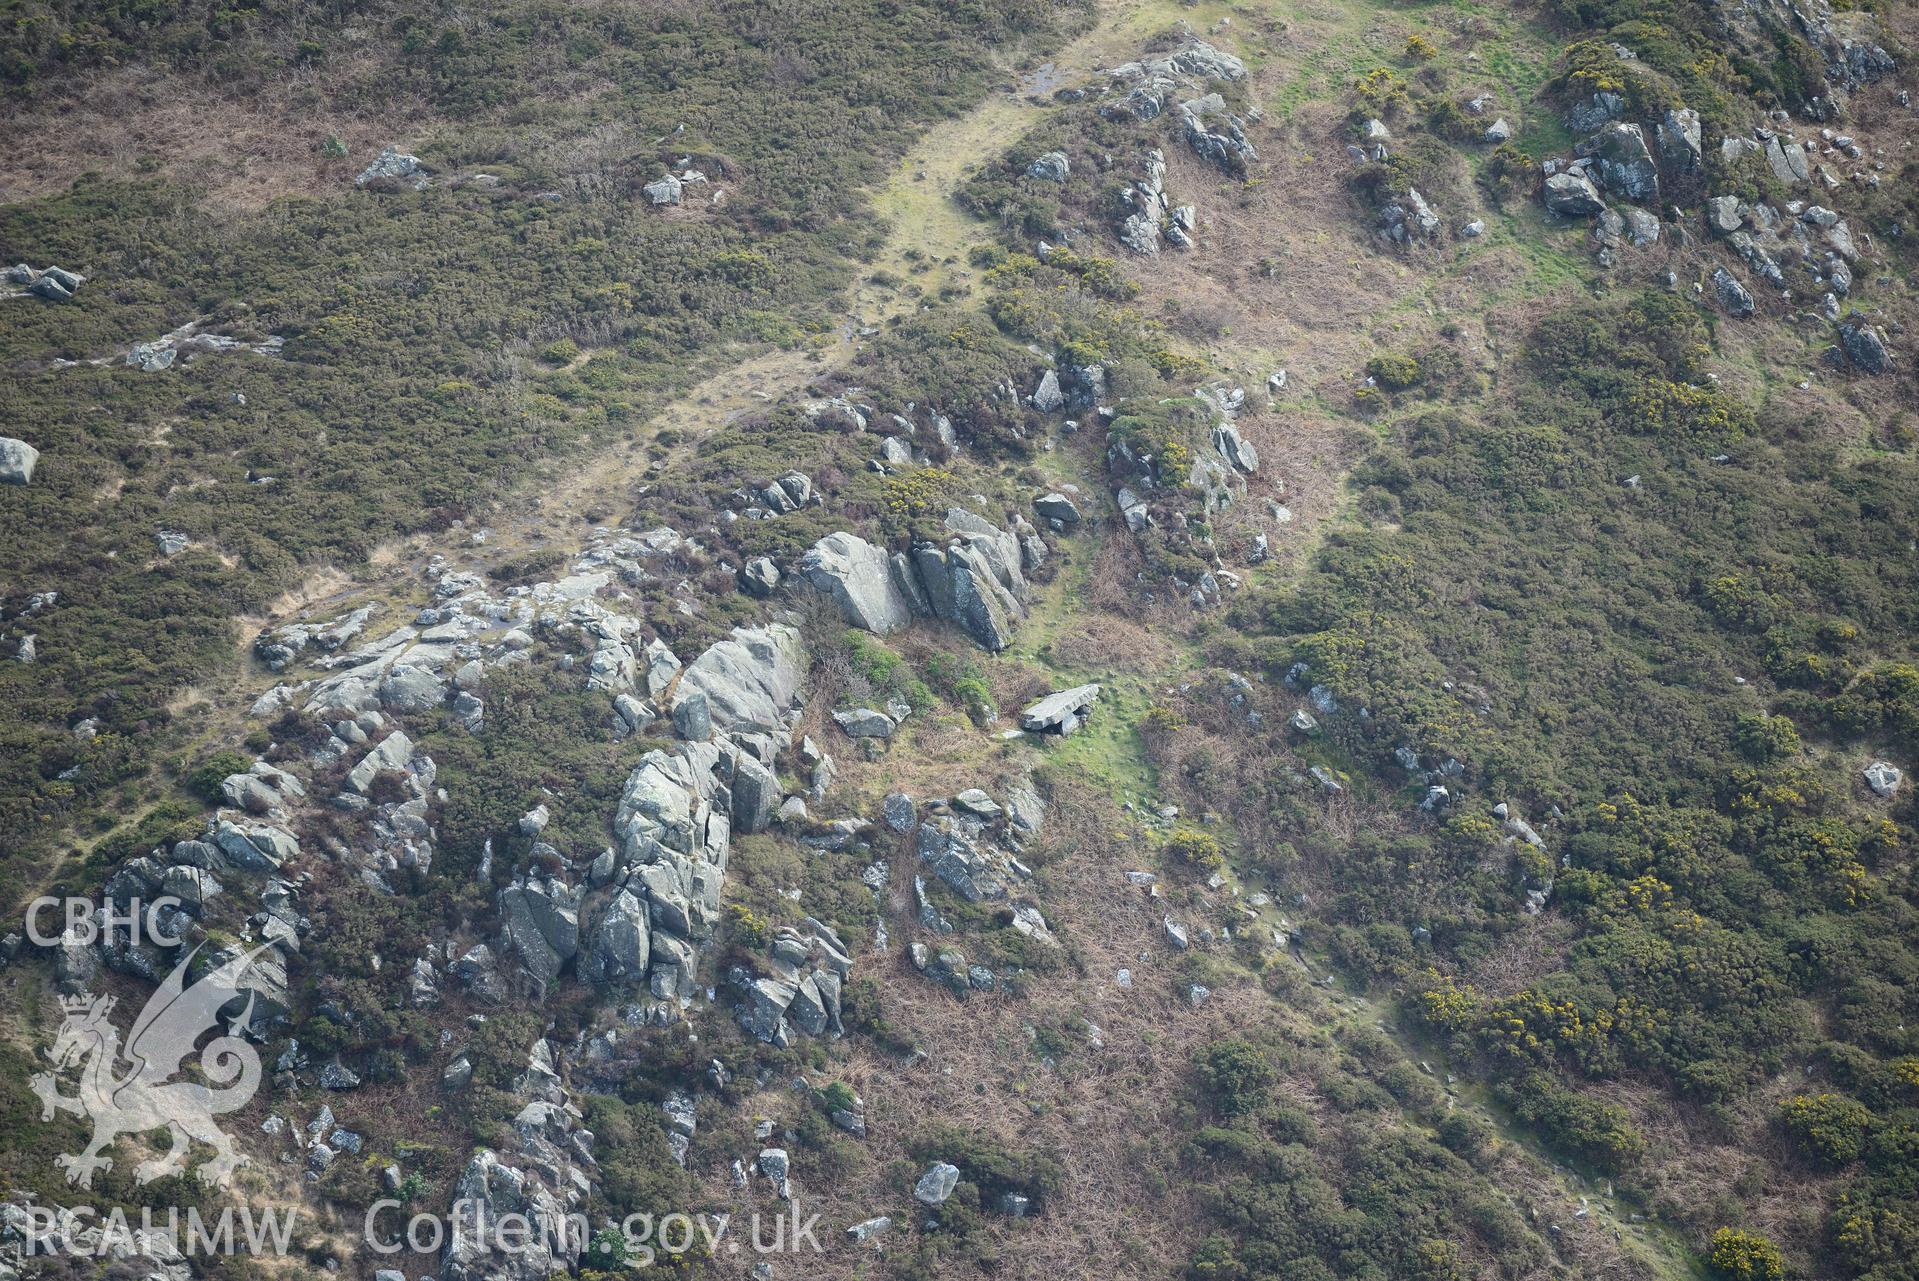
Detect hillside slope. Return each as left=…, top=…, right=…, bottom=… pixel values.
left=1, top=2, right=1915, bottom=1281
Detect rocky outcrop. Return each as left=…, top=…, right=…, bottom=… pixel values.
left=1378, top=188, right=1442, bottom=243
left=1117, top=151, right=1171, bottom=255
left=1712, top=267, right=1756, bottom=317
left=439, top=1043, right=591, bottom=1281
left=801, top=532, right=915, bottom=634
left=1837, top=315, right=1890, bottom=374
left=1180, top=93, right=1257, bottom=174
left=356, top=146, right=429, bottom=190
left=1765, top=135, right=1812, bottom=186
left=728, top=918, right=852, bottom=1046
left=1714, top=0, right=1894, bottom=116
left=1655, top=108, right=1702, bottom=172
left=1576, top=123, right=1659, bottom=202
left=1565, top=90, right=1623, bottom=133
left=802, top=509, right=1031, bottom=651
left=674, top=624, right=804, bottom=740
left=1101, top=38, right=1247, bottom=124
left=1543, top=171, right=1606, bottom=217
left=1027, top=151, right=1070, bottom=182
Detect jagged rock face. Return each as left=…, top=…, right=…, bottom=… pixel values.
left=1655, top=108, right=1702, bottom=172
left=801, top=532, right=915, bottom=633
left=729, top=919, right=851, bottom=1045
left=498, top=876, right=582, bottom=989
left=1543, top=171, right=1606, bottom=217
left=577, top=888, right=650, bottom=983
left=1837, top=316, right=1890, bottom=374
left=730, top=753, right=781, bottom=833
left=675, top=624, right=805, bottom=738
left=1181, top=93, right=1257, bottom=174
left=565, top=623, right=806, bottom=1003
left=1713, top=266, right=1756, bottom=317
left=916, top=814, right=1025, bottom=902
left=801, top=509, right=1031, bottom=651
left=1577, top=123, right=1659, bottom=202
left=440, top=1042, right=591, bottom=1281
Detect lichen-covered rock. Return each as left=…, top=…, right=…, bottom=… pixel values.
left=356, top=145, right=428, bottom=189
left=1577, top=123, right=1659, bottom=201
left=1837, top=315, right=1890, bottom=374
left=1543, top=171, right=1606, bottom=217
left=802, top=532, right=914, bottom=633
left=1027, top=151, right=1070, bottom=182
left=1656, top=108, right=1702, bottom=172
left=0, top=437, right=39, bottom=485
left=1712, top=267, right=1755, bottom=317
left=676, top=624, right=804, bottom=737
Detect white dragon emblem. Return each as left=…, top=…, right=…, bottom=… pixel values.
left=31, top=942, right=269, bottom=1189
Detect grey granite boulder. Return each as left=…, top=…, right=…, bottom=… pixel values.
left=1577, top=123, right=1659, bottom=201
left=1712, top=267, right=1755, bottom=317
left=914, top=1162, right=961, bottom=1205
left=1543, top=171, right=1606, bottom=217
left=1838, top=315, right=1890, bottom=374
left=802, top=532, right=914, bottom=634
left=1020, top=684, right=1100, bottom=734
left=0, top=437, right=38, bottom=485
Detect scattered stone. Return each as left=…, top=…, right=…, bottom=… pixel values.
left=1031, top=369, right=1066, bottom=413
left=833, top=706, right=896, bottom=739
left=1864, top=761, right=1902, bottom=797
left=741, top=557, right=781, bottom=597
left=356, top=146, right=428, bottom=189
left=1033, top=492, right=1081, bottom=525
left=953, top=788, right=1001, bottom=819
left=0, top=437, right=40, bottom=485
left=1837, top=315, right=1890, bottom=374
left=1019, top=683, right=1100, bottom=735
left=914, top=1162, right=961, bottom=1205
left=1543, top=171, right=1606, bottom=217
left=1027, top=151, right=1070, bottom=182
left=882, top=792, right=917, bottom=834
left=1712, top=267, right=1755, bottom=317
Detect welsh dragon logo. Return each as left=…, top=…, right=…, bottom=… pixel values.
left=32, top=943, right=270, bottom=1189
